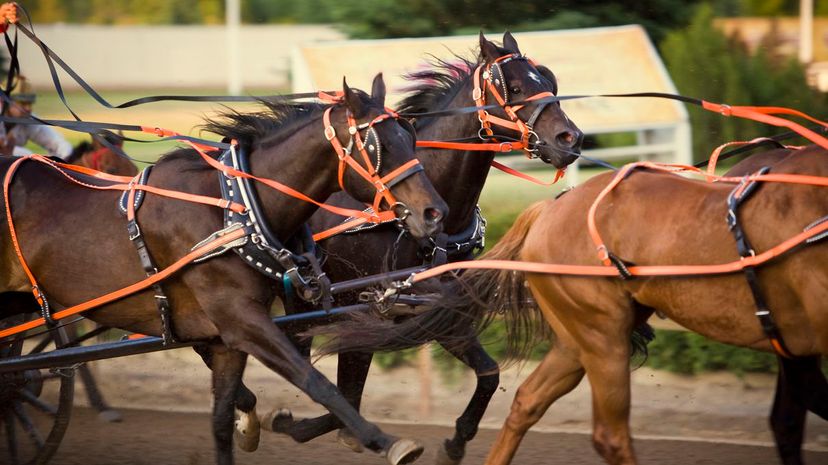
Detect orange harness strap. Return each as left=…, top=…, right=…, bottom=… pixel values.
left=0, top=225, right=249, bottom=340
left=490, top=160, right=566, bottom=186
left=2, top=155, right=248, bottom=322
left=141, top=126, right=395, bottom=225
left=586, top=161, right=828, bottom=267
left=410, top=214, right=828, bottom=284
left=705, top=138, right=804, bottom=180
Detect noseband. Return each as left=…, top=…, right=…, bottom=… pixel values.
left=473, top=53, right=555, bottom=158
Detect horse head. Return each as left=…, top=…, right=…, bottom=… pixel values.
left=478, top=31, right=583, bottom=168
left=336, top=74, right=447, bottom=238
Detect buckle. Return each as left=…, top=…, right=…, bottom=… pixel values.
left=324, top=126, right=336, bottom=141
left=596, top=245, right=610, bottom=262
left=128, top=221, right=141, bottom=241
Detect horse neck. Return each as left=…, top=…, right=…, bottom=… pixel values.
left=414, top=79, right=496, bottom=234
left=249, top=119, right=340, bottom=240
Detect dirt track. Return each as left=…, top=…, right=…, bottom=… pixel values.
left=13, top=350, right=828, bottom=465
left=45, top=407, right=828, bottom=465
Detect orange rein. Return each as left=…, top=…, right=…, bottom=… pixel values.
left=0, top=154, right=249, bottom=340
left=409, top=161, right=827, bottom=285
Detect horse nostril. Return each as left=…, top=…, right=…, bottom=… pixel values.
left=424, top=207, right=444, bottom=224
left=556, top=130, right=578, bottom=148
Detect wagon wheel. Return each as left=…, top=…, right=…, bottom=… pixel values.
left=1, top=322, right=75, bottom=465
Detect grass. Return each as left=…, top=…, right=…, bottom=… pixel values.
left=477, top=163, right=609, bottom=248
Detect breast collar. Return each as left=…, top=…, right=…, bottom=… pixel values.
left=339, top=204, right=487, bottom=259
left=217, top=145, right=318, bottom=280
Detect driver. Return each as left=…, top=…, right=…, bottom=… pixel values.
left=0, top=75, right=73, bottom=159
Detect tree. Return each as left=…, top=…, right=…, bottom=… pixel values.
left=661, top=3, right=827, bottom=162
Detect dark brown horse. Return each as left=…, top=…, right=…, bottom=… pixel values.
left=66, top=132, right=138, bottom=177
left=0, top=76, right=446, bottom=465
left=66, top=131, right=136, bottom=423
left=248, top=32, right=581, bottom=464
left=405, top=145, right=826, bottom=465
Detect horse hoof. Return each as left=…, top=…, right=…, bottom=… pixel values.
left=385, top=438, right=424, bottom=465
left=234, top=409, right=260, bottom=452
left=336, top=428, right=363, bottom=453
left=261, top=408, right=293, bottom=434
left=435, top=440, right=463, bottom=465
left=97, top=409, right=123, bottom=423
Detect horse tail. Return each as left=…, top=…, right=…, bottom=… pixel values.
left=457, top=200, right=551, bottom=362
left=309, top=201, right=550, bottom=362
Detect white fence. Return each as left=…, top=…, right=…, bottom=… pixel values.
left=14, top=24, right=344, bottom=90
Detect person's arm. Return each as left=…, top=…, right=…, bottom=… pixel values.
left=27, top=124, right=73, bottom=160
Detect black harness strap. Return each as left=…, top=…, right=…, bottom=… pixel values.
left=124, top=171, right=176, bottom=346
left=118, top=166, right=152, bottom=214
left=217, top=145, right=333, bottom=309
left=726, top=167, right=795, bottom=358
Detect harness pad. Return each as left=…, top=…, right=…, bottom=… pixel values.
left=118, top=166, right=153, bottom=215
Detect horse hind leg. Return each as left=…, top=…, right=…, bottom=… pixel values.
left=215, top=302, right=423, bottom=465
left=262, top=350, right=373, bottom=452
left=436, top=336, right=500, bottom=465
left=771, top=355, right=828, bottom=465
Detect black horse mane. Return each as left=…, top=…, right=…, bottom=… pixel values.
left=158, top=99, right=329, bottom=165
left=201, top=99, right=328, bottom=150
left=396, top=54, right=480, bottom=121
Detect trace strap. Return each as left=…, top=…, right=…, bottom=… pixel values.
left=725, top=168, right=794, bottom=358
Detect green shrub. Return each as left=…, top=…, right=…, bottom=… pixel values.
left=645, top=330, right=778, bottom=375
left=373, top=323, right=792, bottom=379
left=661, top=4, right=828, bottom=163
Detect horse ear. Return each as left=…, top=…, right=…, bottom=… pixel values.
left=342, top=77, right=364, bottom=116
left=371, top=73, right=386, bottom=107
left=503, top=31, right=521, bottom=54
left=479, top=31, right=500, bottom=63
left=536, top=65, right=557, bottom=86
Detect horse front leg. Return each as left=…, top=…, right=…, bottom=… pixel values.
left=207, top=343, right=249, bottom=465
left=436, top=337, right=499, bottom=465
left=194, top=344, right=261, bottom=452
left=214, top=300, right=423, bottom=465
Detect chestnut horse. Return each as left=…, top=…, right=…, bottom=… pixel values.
left=66, top=132, right=138, bottom=177
left=245, top=32, right=581, bottom=464
left=419, top=145, right=826, bottom=465
left=0, top=76, right=446, bottom=465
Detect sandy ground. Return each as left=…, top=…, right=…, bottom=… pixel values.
left=76, top=348, right=828, bottom=450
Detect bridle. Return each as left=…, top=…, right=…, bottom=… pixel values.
left=473, top=53, right=556, bottom=158
left=321, top=95, right=424, bottom=217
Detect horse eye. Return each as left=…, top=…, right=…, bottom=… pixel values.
left=510, top=86, right=522, bottom=94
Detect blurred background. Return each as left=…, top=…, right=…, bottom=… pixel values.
left=6, top=0, right=828, bottom=449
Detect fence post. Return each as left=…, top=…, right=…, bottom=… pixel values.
left=418, top=344, right=433, bottom=417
